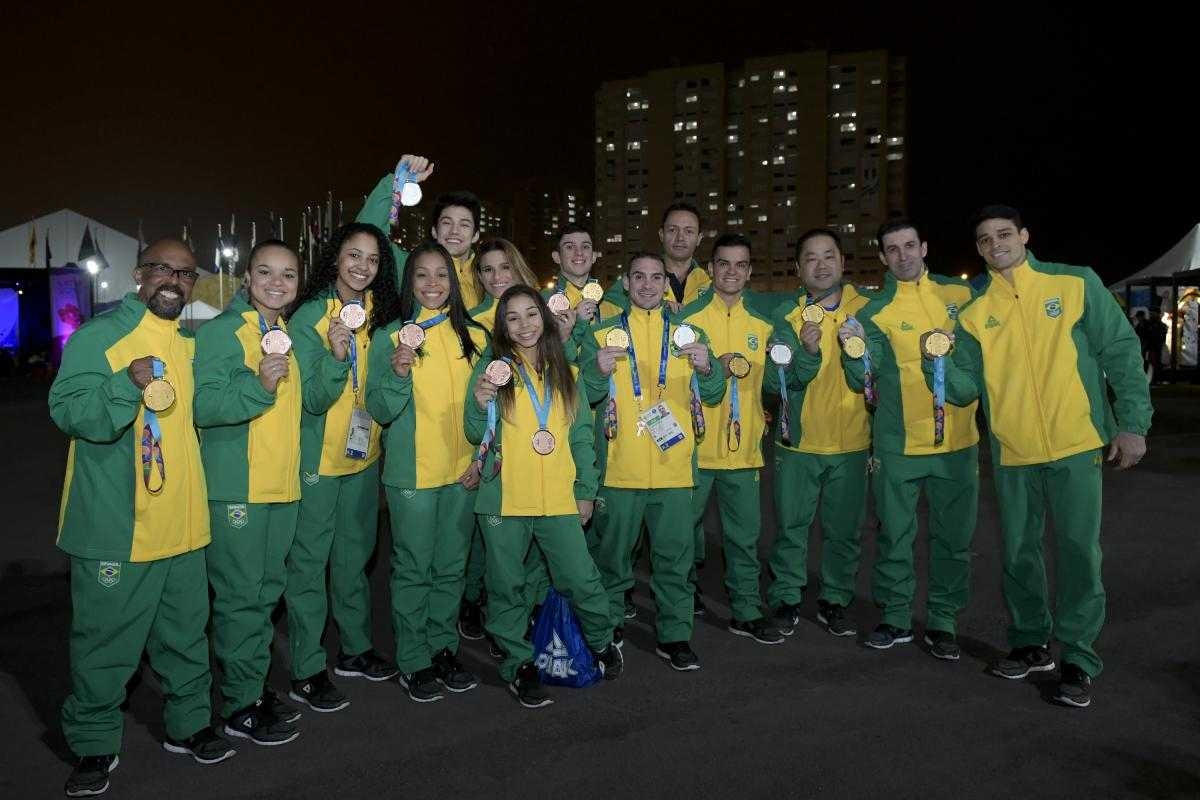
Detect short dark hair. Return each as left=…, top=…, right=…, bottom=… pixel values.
left=876, top=218, right=921, bottom=246
left=245, top=238, right=298, bottom=268
left=972, top=204, right=1023, bottom=232
left=431, top=191, right=481, bottom=232
left=794, top=228, right=842, bottom=262
left=626, top=251, right=666, bottom=273
left=710, top=232, right=752, bottom=261
left=660, top=202, right=702, bottom=230
left=556, top=222, right=593, bottom=246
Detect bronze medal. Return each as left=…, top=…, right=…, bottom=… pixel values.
left=769, top=342, right=793, bottom=366
left=339, top=302, right=367, bottom=330
left=142, top=378, right=176, bottom=412
left=485, top=359, right=513, bottom=386
left=531, top=428, right=556, bottom=455
left=581, top=282, right=605, bottom=302
left=801, top=304, right=826, bottom=325
left=547, top=292, right=571, bottom=314
left=398, top=323, right=426, bottom=349
left=261, top=329, right=292, bottom=355
left=924, top=330, right=953, bottom=358
left=728, top=354, right=751, bottom=379
left=605, top=328, right=630, bottom=349
left=843, top=335, right=867, bottom=359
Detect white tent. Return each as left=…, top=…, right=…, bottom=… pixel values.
left=1109, top=224, right=1200, bottom=291
left=0, top=210, right=141, bottom=305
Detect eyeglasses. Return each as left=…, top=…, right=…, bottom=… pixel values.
left=140, top=262, right=201, bottom=283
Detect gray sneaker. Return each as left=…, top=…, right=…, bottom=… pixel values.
left=399, top=667, right=444, bottom=703
left=865, top=623, right=914, bottom=649
left=989, top=645, right=1055, bottom=679
left=817, top=601, right=857, bottom=637
left=924, top=629, right=961, bottom=661
left=1054, top=663, right=1092, bottom=708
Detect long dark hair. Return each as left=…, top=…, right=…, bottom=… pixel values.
left=292, top=222, right=400, bottom=336
left=491, top=285, right=577, bottom=423
left=398, top=239, right=481, bottom=363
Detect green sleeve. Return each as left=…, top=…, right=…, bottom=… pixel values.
left=925, top=325, right=983, bottom=405
left=48, top=329, right=144, bottom=443
left=1082, top=270, right=1152, bottom=435
left=364, top=328, right=411, bottom=424
left=356, top=171, right=410, bottom=287
left=463, top=354, right=490, bottom=445
left=569, top=376, right=600, bottom=501
left=193, top=322, right=276, bottom=428
left=290, top=302, right=351, bottom=415
left=696, top=342, right=728, bottom=405
left=579, top=329, right=610, bottom=406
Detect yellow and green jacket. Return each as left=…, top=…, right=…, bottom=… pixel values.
left=365, top=308, right=489, bottom=489
left=843, top=271, right=979, bottom=456
left=599, top=266, right=710, bottom=314
left=194, top=293, right=302, bottom=504
left=50, top=293, right=209, bottom=562
left=464, top=357, right=598, bottom=516
left=545, top=274, right=624, bottom=363
left=580, top=305, right=726, bottom=489
left=469, top=295, right=499, bottom=335
left=680, top=290, right=775, bottom=469
left=931, top=254, right=1151, bottom=466
left=290, top=288, right=382, bottom=478
left=766, top=286, right=873, bottom=455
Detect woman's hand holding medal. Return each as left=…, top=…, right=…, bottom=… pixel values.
left=258, top=353, right=290, bottom=393
left=554, top=306, right=577, bottom=343
left=390, top=341, right=417, bottom=378
left=328, top=318, right=353, bottom=362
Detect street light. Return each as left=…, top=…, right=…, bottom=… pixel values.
left=86, top=258, right=101, bottom=275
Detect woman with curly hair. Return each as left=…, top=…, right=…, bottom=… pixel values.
left=283, top=222, right=402, bottom=714
left=365, top=240, right=488, bottom=703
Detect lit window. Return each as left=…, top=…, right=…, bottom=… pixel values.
left=750, top=74, right=760, bottom=82
left=846, top=224, right=856, bottom=233
left=759, top=117, right=768, bottom=124
left=846, top=111, right=857, bottom=117
left=788, top=84, right=797, bottom=93
left=840, top=122, right=857, bottom=132
left=832, top=82, right=841, bottom=90
left=686, top=120, right=698, bottom=130
left=641, top=208, right=649, bottom=216
left=727, top=134, right=738, bottom=143
left=627, top=140, right=641, bottom=150
left=870, top=78, right=882, bottom=85
left=685, top=134, right=697, bottom=143
left=606, top=143, right=615, bottom=152
left=708, top=203, right=718, bottom=211
left=774, top=84, right=786, bottom=93
left=596, top=200, right=604, bottom=207
left=787, top=128, right=797, bottom=136
left=641, top=101, right=649, bottom=109
left=848, top=183, right=856, bottom=189
left=673, top=121, right=683, bottom=132
left=627, top=101, right=640, bottom=111
left=887, top=136, right=904, bottom=146
left=887, top=152, right=904, bottom=161
left=627, top=196, right=639, bottom=203
left=787, top=110, right=797, bottom=121
left=869, top=134, right=882, bottom=144
left=738, top=78, right=745, bottom=88
left=738, top=150, right=744, bottom=156
left=785, top=197, right=794, bottom=207
left=595, top=136, right=601, bottom=143
left=685, top=94, right=698, bottom=103
left=708, top=190, right=719, bottom=197
left=757, top=214, right=768, bottom=222
left=761, top=160, right=768, bottom=166
left=568, top=194, right=576, bottom=201
left=727, top=203, right=736, bottom=212
left=773, top=155, right=785, bottom=165
left=773, top=69, right=786, bottom=79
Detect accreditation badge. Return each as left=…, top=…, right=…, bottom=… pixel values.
left=639, top=401, right=686, bottom=453
left=345, top=407, right=373, bottom=459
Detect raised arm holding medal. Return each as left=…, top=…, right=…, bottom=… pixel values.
left=462, top=285, right=622, bottom=708
left=580, top=252, right=726, bottom=673
left=194, top=240, right=305, bottom=747
left=364, top=241, right=488, bottom=704
left=51, top=239, right=235, bottom=798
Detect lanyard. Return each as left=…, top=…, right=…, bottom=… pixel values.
left=141, top=358, right=167, bottom=494
left=476, top=356, right=509, bottom=479
left=413, top=312, right=448, bottom=331
left=805, top=286, right=838, bottom=309
left=727, top=371, right=741, bottom=451
left=776, top=362, right=792, bottom=445
left=932, top=355, right=946, bottom=446
left=517, top=362, right=553, bottom=432
left=257, top=312, right=278, bottom=335
left=621, top=308, right=670, bottom=406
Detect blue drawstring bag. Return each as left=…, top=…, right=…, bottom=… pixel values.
left=530, top=588, right=602, bottom=687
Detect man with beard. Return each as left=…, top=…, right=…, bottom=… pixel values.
left=51, top=239, right=235, bottom=797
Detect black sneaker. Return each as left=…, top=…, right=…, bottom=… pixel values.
left=65, top=754, right=118, bottom=797
left=289, top=670, right=350, bottom=713
left=487, top=634, right=506, bottom=661
left=334, top=649, right=398, bottom=682
left=1055, top=663, right=1093, bottom=708
left=613, top=627, right=624, bottom=650
left=593, top=642, right=624, bottom=679
left=509, top=663, right=554, bottom=709
left=161, top=726, right=237, bottom=764
left=222, top=699, right=299, bottom=746
left=865, top=623, right=914, bottom=649
left=728, top=617, right=785, bottom=645
left=772, top=603, right=801, bottom=637
left=261, top=689, right=301, bottom=724
left=398, top=667, right=444, bottom=703
left=624, top=589, right=637, bottom=620
left=458, top=599, right=485, bottom=640
left=432, top=647, right=479, bottom=692
left=693, top=590, right=708, bottom=617
left=924, top=630, right=961, bottom=661
left=989, top=645, right=1056, bottom=679
left=655, top=641, right=701, bottom=672
left=817, top=601, right=857, bottom=637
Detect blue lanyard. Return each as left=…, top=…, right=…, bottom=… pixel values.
left=411, top=312, right=448, bottom=331
left=257, top=312, right=282, bottom=336
left=516, top=361, right=553, bottom=431
left=805, top=287, right=838, bottom=309
left=141, top=358, right=167, bottom=493
left=728, top=371, right=741, bottom=449
left=620, top=308, right=669, bottom=404
left=932, top=354, right=946, bottom=445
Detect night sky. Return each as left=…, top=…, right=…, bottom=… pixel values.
left=2, top=2, right=1194, bottom=282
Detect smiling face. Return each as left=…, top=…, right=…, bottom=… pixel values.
left=478, top=249, right=517, bottom=299
left=552, top=232, right=595, bottom=283
left=797, top=234, right=844, bottom=294
left=622, top=255, right=668, bottom=310
left=975, top=218, right=1030, bottom=271
left=410, top=251, right=452, bottom=310
left=710, top=244, right=752, bottom=299
left=433, top=205, right=479, bottom=259
left=134, top=239, right=198, bottom=320
left=878, top=227, right=928, bottom=283
left=502, top=292, right=545, bottom=354
left=335, top=232, right=380, bottom=299
left=246, top=245, right=300, bottom=314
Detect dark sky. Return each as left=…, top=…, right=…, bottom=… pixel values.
left=2, top=2, right=1194, bottom=282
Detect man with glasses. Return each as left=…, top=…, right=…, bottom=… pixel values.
left=51, top=239, right=235, bottom=797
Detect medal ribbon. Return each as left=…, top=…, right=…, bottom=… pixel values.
left=388, top=161, right=419, bottom=227
left=847, top=314, right=877, bottom=405
left=776, top=362, right=792, bottom=446
left=690, top=373, right=706, bottom=443
left=932, top=355, right=946, bottom=446
left=726, top=370, right=741, bottom=451
left=516, top=361, right=553, bottom=436
left=475, top=356, right=510, bottom=479
left=141, top=358, right=167, bottom=494
left=804, top=286, right=838, bottom=311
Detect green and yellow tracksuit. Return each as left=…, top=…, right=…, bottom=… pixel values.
left=680, top=290, right=774, bottom=622
left=194, top=294, right=302, bottom=716
left=669, top=260, right=713, bottom=306
left=931, top=255, right=1152, bottom=675
left=463, top=359, right=612, bottom=681
left=545, top=274, right=624, bottom=366
left=581, top=305, right=726, bottom=642
left=284, top=288, right=384, bottom=681
left=366, top=309, right=488, bottom=674
left=460, top=296, right=500, bottom=606
left=762, top=286, right=873, bottom=611
left=359, top=172, right=477, bottom=306
left=843, top=271, right=979, bottom=633
left=50, top=293, right=212, bottom=756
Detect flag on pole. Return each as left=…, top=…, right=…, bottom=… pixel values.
left=27, top=222, right=36, bottom=267
left=45, top=228, right=53, bottom=268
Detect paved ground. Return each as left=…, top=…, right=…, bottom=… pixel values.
left=1, top=380, right=1198, bottom=799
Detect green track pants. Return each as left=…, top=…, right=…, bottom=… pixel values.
left=692, top=468, right=766, bottom=621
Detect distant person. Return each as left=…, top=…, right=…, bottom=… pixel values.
left=50, top=238, right=235, bottom=797
left=1145, top=310, right=1168, bottom=383
left=930, top=205, right=1152, bottom=709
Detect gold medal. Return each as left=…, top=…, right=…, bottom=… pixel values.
left=261, top=329, right=292, bottom=355
left=801, top=304, right=826, bottom=325
left=728, top=354, right=751, bottom=379
left=547, top=292, right=571, bottom=314
left=484, top=359, right=513, bottom=386
left=769, top=343, right=793, bottom=366
left=339, top=302, right=367, bottom=330
left=672, top=324, right=698, bottom=349
left=398, top=323, right=426, bottom=349
left=142, top=378, right=176, bottom=412
left=581, top=282, right=605, bottom=302
left=605, top=328, right=630, bottom=349
left=923, top=330, right=953, bottom=358
left=843, top=335, right=867, bottom=359
left=531, top=429, right=556, bottom=455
